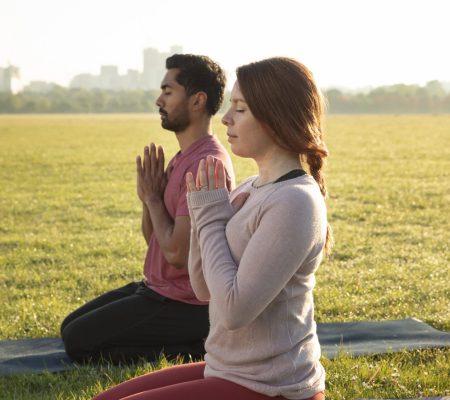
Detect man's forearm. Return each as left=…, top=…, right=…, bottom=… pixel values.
left=145, top=198, right=189, bottom=268
left=142, top=203, right=153, bottom=245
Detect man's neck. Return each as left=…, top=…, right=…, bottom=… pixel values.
left=175, top=119, right=213, bottom=152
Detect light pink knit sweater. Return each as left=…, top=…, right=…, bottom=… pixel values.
left=187, top=175, right=327, bottom=399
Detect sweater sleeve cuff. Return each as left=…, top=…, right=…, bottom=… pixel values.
left=188, top=188, right=230, bottom=208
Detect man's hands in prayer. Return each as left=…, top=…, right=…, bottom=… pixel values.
left=136, top=143, right=168, bottom=205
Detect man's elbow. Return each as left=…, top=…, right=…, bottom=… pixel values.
left=141, top=227, right=151, bottom=246
left=194, top=290, right=210, bottom=302
left=165, top=250, right=188, bottom=269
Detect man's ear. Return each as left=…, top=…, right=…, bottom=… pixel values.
left=191, top=91, right=207, bottom=111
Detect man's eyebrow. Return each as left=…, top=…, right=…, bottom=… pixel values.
left=161, top=84, right=173, bottom=90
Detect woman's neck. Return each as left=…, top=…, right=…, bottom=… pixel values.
left=254, top=148, right=301, bottom=187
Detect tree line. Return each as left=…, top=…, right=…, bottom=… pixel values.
left=1, top=81, right=449, bottom=114
left=325, top=81, right=450, bottom=114
left=0, top=88, right=161, bottom=114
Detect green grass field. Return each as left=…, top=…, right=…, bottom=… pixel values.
left=0, top=114, right=449, bottom=399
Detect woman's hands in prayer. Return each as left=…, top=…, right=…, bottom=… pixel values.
left=186, top=155, right=250, bottom=212
left=186, top=155, right=225, bottom=193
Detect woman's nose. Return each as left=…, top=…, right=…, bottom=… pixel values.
left=221, top=110, right=231, bottom=126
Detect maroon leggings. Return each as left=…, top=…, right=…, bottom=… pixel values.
left=93, top=362, right=324, bottom=400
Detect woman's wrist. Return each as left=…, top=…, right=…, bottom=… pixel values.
left=188, top=187, right=229, bottom=208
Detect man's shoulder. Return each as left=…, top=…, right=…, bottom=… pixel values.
left=170, top=135, right=234, bottom=188
left=187, top=136, right=229, bottom=161
left=198, top=134, right=227, bottom=152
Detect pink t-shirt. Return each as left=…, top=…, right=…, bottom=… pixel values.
left=143, top=135, right=235, bottom=304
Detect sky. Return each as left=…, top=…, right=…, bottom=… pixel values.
left=1, top=0, right=449, bottom=90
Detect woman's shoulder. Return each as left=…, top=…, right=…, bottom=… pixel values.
left=261, top=175, right=325, bottom=216
left=272, top=174, right=321, bottom=199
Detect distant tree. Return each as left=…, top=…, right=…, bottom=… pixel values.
left=425, top=80, right=446, bottom=98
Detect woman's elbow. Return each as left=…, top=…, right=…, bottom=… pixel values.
left=221, top=313, right=248, bottom=331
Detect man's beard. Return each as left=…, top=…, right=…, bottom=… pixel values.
left=160, top=107, right=190, bottom=133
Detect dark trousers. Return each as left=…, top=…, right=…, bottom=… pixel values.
left=60, top=281, right=209, bottom=365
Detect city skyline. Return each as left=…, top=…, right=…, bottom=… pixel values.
left=2, top=0, right=449, bottom=91
left=3, top=46, right=450, bottom=95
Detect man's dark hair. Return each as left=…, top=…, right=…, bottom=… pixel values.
left=166, top=54, right=226, bottom=116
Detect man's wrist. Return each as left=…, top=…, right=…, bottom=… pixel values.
left=145, top=195, right=163, bottom=208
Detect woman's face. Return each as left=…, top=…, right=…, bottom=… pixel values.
left=221, top=82, right=274, bottom=159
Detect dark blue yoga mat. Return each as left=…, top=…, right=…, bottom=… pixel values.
left=317, top=317, right=450, bottom=359
left=0, top=337, right=72, bottom=375
left=1, top=318, right=449, bottom=375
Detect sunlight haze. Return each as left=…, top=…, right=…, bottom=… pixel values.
left=1, top=0, right=449, bottom=90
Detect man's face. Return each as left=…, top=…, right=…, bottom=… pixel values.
left=156, top=68, right=191, bottom=133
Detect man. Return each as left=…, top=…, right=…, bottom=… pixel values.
left=61, top=54, right=235, bottom=364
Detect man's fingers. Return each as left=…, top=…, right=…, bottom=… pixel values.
left=157, top=146, right=165, bottom=175
left=136, top=155, right=143, bottom=176
left=150, top=143, right=157, bottom=177
left=186, top=172, right=196, bottom=192
left=144, top=146, right=150, bottom=175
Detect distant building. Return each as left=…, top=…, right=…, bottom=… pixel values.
left=70, top=46, right=183, bottom=91
left=142, top=45, right=182, bottom=90
left=125, top=69, right=140, bottom=90
left=99, top=65, right=119, bottom=89
left=0, top=65, right=20, bottom=93
left=438, top=81, right=450, bottom=94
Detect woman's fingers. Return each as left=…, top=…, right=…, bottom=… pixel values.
left=186, top=172, right=196, bottom=192
left=215, top=158, right=225, bottom=188
left=191, top=157, right=225, bottom=192
left=231, top=192, right=250, bottom=212
left=207, top=156, right=216, bottom=189
left=198, top=159, right=208, bottom=190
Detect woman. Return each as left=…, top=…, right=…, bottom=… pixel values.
left=94, top=57, right=332, bottom=400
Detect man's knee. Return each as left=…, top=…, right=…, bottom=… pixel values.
left=60, top=313, right=73, bottom=337
left=61, top=320, right=95, bottom=362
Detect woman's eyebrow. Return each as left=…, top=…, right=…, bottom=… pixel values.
left=230, top=98, right=246, bottom=103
